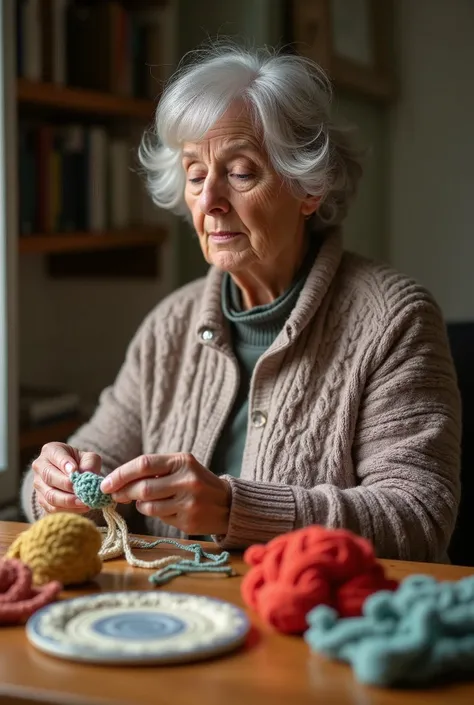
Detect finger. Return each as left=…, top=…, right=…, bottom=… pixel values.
left=136, top=498, right=179, bottom=519
left=112, top=475, right=176, bottom=503
left=36, top=492, right=90, bottom=514
left=101, top=454, right=178, bottom=494
left=36, top=495, right=56, bottom=514
left=34, top=476, right=89, bottom=511
left=40, top=442, right=78, bottom=475
left=37, top=496, right=90, bottom=515
left=34, top=458, right=74, bottom=493
left=78, top=452, right=102, bottom=474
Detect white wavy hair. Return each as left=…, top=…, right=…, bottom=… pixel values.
left=138, top=43, right=363, bottom=232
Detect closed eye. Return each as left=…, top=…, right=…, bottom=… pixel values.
left=188, top=173, right=253, bottom=184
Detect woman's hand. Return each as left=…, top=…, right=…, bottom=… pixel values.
left=100, top=453, right=232, bottom=536
left=32, top=442, right=102, bottom=514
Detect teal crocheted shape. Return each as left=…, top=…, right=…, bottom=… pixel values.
left=71, top=471, right=113, bottom=509
left=304, top=574, right=474, bottom=688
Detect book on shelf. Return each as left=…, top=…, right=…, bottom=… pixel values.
left=20, top=384, right=81, bottom=427
left=16, top=0, right=176, bottom=99
left=18, top=122, right=150, bottom=235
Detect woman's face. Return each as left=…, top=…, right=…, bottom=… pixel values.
left=182, top=102, right=318, bottom=301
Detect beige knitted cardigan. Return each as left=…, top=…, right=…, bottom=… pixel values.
left=21, top=230, right=462, bottom=561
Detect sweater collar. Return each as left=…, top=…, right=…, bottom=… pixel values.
left=195, top=227, right=344, bottom=353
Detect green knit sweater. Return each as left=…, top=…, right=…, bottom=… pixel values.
left=210, top=240, right=319, bottom=479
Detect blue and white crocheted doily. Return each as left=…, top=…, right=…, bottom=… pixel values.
left=26, top=591, right=250, bottom=665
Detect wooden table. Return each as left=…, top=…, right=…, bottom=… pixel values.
left=0, top=521, right=473, bottom=705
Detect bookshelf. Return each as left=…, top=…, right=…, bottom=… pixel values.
left=16, top=0, right=174, bottom=259
left=14, top=0, right=177, bottom=474
left=18, top=78, right=157, bottom=120
left=19, top=226, right=167, bottom=254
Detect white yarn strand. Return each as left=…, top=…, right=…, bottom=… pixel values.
left=98, top=505, right=182, bottom=570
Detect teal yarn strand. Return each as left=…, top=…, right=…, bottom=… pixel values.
left=147, top=540, right=233, bottom=585
left=71, top=471, right=113, bottom=509
left=150, top=563, right=233, bottom=585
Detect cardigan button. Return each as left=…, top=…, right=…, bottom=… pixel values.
left=200, top=328, right=215, bottom=342
left=251, top=410, right=267, bottom=428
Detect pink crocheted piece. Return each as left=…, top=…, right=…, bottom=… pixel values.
left=0, top=558, right=62, bottom=625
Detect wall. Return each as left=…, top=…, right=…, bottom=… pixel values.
left=388, top=0, right=474, bottom=322
left=335, top=94, right=389, bottom=261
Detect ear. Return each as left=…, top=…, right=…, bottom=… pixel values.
left=301, top=195, right=321, bottom=217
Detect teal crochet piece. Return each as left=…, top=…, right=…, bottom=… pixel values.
left=71, top=471, right=113, bottom=509
left=304, top=574, right=474, bottom=688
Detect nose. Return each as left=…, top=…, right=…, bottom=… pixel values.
left=199, top=175, right=230, bottom=216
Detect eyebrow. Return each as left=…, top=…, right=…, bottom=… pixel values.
left=182, top=140, right=258, bottom=161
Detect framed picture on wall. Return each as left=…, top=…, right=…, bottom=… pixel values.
left=289, top=0, right=396, bottom=101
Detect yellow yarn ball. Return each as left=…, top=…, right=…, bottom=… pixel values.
left=6, top=513, right=102, bottom=586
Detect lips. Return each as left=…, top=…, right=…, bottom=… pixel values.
left=208, top=231, right=242, bottom=241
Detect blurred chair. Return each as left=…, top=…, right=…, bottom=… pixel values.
left=447, top=322, right=474, bottom=566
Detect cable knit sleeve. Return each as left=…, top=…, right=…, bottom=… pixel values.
left=217, top=294, right=461, bottom=561
left=20, top=316, right=150, bottom=524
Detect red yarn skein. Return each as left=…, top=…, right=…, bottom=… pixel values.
left=241, top=526, right=398, bottom=634
left=0, top=558, right=62, bottom=625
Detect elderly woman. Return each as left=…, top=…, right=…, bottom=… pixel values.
left=22, top=46, right=461, bottom=561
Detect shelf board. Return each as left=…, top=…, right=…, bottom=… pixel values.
left=20, top=417, right=83, bottom=451
left=19, top=227, right=167, bottom=254
left=17, top=78, right=157, bottom=120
